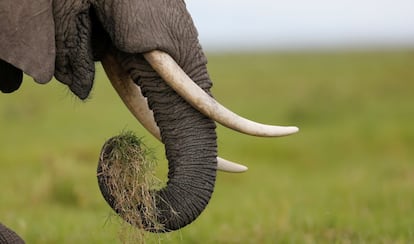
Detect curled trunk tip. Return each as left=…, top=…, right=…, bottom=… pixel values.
left=97, top=132, right=164, bottom=231
left=97, top=129, right=217, bottom=232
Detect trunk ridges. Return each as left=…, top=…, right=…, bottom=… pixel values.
left=0, top=223, right=25, bottom=244
left=141, top=73, right=217, bottom=231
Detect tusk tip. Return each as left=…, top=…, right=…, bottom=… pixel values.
left=221, top=164, right=248, bottom=173
left=235, top=165, right=248, bottom=173
left=217, top=158, right=248, bottom=173
left=289, top=126, right=300, bottom=134
left=270, top=125, right=299, bottom=137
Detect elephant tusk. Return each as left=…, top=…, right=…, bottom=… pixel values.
left=143, top=50, right=299, bottom=137
left=101, top=53, right=248, bottom=173
left=216, top=157, right=247, bottom=172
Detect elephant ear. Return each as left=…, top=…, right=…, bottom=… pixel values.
left=0, top=0, right=55, bottom=85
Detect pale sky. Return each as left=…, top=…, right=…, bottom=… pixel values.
left=186, top=0, right=414, bottom=51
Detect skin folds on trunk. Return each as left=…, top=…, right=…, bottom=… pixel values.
left=0, top=223, right=25, bottom=244
left=98, top=51, right=218, bottom=231
left=141, top=72, right=217, bottom=231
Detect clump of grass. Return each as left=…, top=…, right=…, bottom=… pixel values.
left=97, top=131, right=164, bottom=240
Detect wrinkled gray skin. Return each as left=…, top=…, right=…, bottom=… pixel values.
left=0, top=0, right=218, bottom=237
left=0, top=223, right=24, bottom=244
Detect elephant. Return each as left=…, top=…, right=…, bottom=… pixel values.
left=0, top=0, right=299, bottom=238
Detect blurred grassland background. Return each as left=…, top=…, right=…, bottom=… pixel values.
left=1, top=50, right=414, bottom=243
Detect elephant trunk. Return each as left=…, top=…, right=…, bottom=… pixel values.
left=138, top=67, right=217, bottom=231
left=0, top=223, right=25, bottom=244
left=98, top=47, right=217, bottom=232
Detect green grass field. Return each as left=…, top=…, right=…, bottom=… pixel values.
left=1, top=50, right=414, bottom=243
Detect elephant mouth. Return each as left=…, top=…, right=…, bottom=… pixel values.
left=97, top=49, right=299, bottom=232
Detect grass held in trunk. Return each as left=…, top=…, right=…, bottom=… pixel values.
left=97, top=131, right=164, bottom=233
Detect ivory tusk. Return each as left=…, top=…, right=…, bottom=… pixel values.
left=143, top=50, right=299, bottom=137
left=216, top=157, right=248, bottom=172
left=101, top=53, right=248, bottom=173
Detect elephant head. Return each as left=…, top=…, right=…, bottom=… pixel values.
left=0, top=0, right=298, bottom=233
